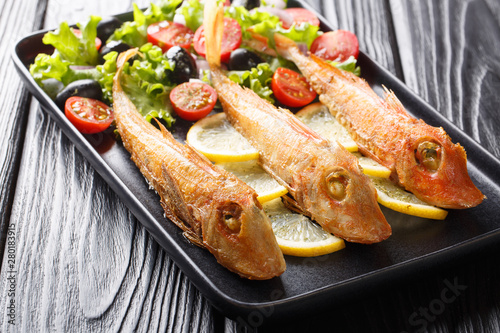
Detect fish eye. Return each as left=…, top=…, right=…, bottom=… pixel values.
left=326, top=170, right=349, bottom=201
left=415, top=141, right=442, bottom=172
left=220, top=203, right=242, bottom=233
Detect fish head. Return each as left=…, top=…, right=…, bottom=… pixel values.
left=297, top=154, right=392, bottom=244
left=396, top=125, right=484, bottom=209
left=201, top=189, right=286, bottom=280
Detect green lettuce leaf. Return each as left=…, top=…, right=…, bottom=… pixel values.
left=176, top=0, right=204, bottom=32
left=30, top=51, right=102, bottom=95
left=329, top=56, right=361, bottom=76
left=227, top=62, right=274, bottom=102
left=109, top=0, right=182, bottom=47
left=97, top=43, right=176, bottom=125
left=42, top=16, right=101, bottom=65
left=96, top=52, right=118, bottom=103
left=225, top=6, right=280, bottom=40
left=251, top=19, right=320, bottom=49
left=30, top=53, right=70, bottom=85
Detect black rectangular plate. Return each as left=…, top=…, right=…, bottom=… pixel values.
left=12, top=0, right=500, bottom=322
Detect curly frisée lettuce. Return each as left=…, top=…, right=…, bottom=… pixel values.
left=98, top=44, right=176, bottom=126
left=227, top=63, right=275, bottom=102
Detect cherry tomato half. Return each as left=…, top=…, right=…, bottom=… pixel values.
left=147, top=21, right=194, bottom=52
left=310, top=30, right=359, bottom=62
left=193, top=17, right=242, bottom=63
left=281, top=8, right=320, bottom=29
left=170, top=82, right=217, bottom=121
left=72, top=29, right=102, bottom=50
left=271, top=67, right=316, bottom=108
left=65, top=96, right=114, bottom=134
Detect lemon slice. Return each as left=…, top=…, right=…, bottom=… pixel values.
left=369, top=176, right=448, bottom=220
left=353, top=153, right=391, bottom=178
left=216, top=160, right=288, bottom=203
left=296, top=102, right=358, bottom=152
left=263, top=198, right=346, bottom=257
left=296, top=103, right=391, bottom=179
left=186, top=112, right=259, bottom=162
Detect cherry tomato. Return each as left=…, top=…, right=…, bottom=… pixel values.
left=310, top=30, right=359, bottom=62
left=65, top=97, right=114, bottom=134
left=271, top=67, right=316, bottom=108
left=193, top=17, right=242, bottom=63
left=281, top=8, right=320, bottom=29
left=170, top=82, right=217, bottom=121
left=72, top=29, right=102, bottom=50
left=147, top=21, right=194, bottom=52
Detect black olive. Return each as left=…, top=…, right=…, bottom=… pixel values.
left=166, top=46, right=198, bottom=84
left=99, top=41, right=132, bottom=64
left=55, top=79, right=103, bottom=110
left=231, top=0, right=260, bottom=10
left=228, top=48, right=264, bottom=71
left=96, top=16, right=123, bottom=42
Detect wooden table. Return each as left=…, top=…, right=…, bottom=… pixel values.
left=1, top=0, right=499, bottom=331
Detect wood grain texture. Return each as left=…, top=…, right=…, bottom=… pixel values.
left=0, top=0, right=499, bottom=332
left=389, top=0, right=500, bottom=159
left=0, top=0, right=218, bottom=332
left=0, top=0, right=47, bottom=267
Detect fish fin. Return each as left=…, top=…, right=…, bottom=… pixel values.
left=155, top=118, right=174, bottom=140
left=383, top=86, right=413, bottom=119
left=272, top=107, right=326, bottom=144
left=159, top=164, right=204, bottom=246
left=281, top=195, right=312, bottom=218
left=259, top=159, right=296, bottom=197
left=182, top=230, right=205, bottom=248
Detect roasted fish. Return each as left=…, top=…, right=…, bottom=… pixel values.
left=112, top=49, right=285, bottom=280
left=204, top=0, right=391, bottom=244
left=274, top=33, right=484, bottom=209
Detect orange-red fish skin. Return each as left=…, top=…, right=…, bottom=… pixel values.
left=202, top=0, right=391, bottom=244
left=113, top=49, right=285, bottom=280
left=275, top=33, right=484, bottom=209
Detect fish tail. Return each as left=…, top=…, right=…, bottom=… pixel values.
left=203, top=0, right=224, bottom=68
left=274, top=33, right=297, bottom=61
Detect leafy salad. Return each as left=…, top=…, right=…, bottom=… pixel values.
left=30, top=0, right=360, bottom=134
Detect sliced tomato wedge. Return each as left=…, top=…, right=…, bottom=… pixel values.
left=193, top=17, right=242, bottom=63
left=310, top=30, right=359, bottom=62
left=147, top=21, right=194, bottom=52
left=281, top=8, right=320, bottom=29
left=72, top=29, right=102, bottom=50
left=271, top=67, right=316, bottom=108
left=65, top=97, right=114, bottom=134
left=170, top=82, right=217, bottom=121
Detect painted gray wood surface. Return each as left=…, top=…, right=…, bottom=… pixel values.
left=0, top=0, right=498, bottom=332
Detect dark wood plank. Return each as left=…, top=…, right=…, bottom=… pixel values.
left=0, top=0, right=219, bottom=331
left=256, top=1, right=500, bottom=332
left=389, top=0, right=500, bottom=158
left=0, top=0, right=48, bottom=267
left=1, top=0, right=498, bottom=332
